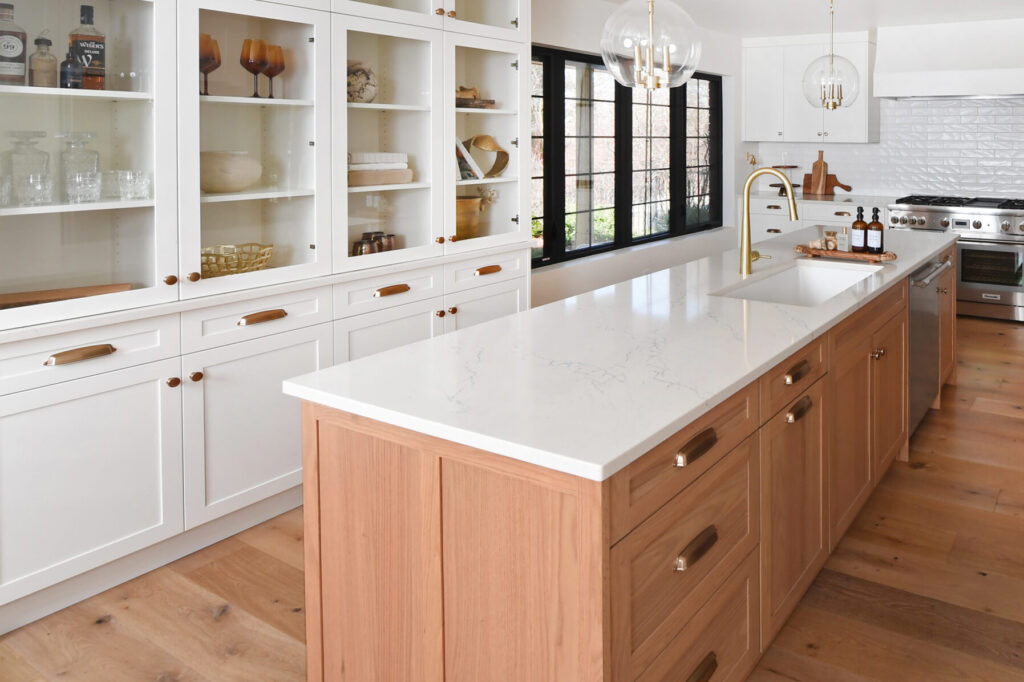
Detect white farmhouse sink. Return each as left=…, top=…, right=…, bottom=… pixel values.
left=714, top=258, right=884, bottom=307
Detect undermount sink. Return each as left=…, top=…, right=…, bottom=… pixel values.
left=714, top=258, right=884, bottom=307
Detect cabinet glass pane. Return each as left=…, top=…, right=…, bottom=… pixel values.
left=452, top=0, right=519, bottom=31
left=346, top=0, right=433, bottom=15
left=197, top=9, right=317, bottom=280
left=0, top=0, right=158, bottom=316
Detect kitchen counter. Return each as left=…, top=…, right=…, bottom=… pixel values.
left=284, top=226, right=957, bottom=481
left=746, top=190, right=897, bottom=207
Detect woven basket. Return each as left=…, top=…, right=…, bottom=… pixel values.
left=201, top=243, right=274, bottom=278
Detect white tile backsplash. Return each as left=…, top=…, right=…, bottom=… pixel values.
left=757, top=98, right=1024, bottom=198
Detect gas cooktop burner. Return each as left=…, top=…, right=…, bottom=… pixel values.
left=999, top=199, right=1024, bottom=210
left=895, top=195, right=973, bottom=207
left=894, top=195, right=1024, bottom=210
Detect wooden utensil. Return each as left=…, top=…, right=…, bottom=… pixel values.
left=809, top=150, right=828, bottom=195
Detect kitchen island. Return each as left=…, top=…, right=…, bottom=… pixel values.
left=285, top=227, right=958, bottom=682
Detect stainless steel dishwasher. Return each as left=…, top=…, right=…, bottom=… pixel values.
left=909, top=259, right=954, bottom=433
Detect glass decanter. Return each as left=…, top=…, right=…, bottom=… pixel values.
left=58, top=131, right=101, bottom=201
left=2, top=131, right=52, bottom=205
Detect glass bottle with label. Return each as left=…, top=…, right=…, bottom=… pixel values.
left=29, top=36, right=58, bottom=87
left=60, top=50, right=82, bottom=88
left=69, top=4, right=105, bottom=90
left=851, top=206, right=867, bottom=253
left=0, top=2, right=27, bottom=85
left=867, top=207, right=884, bottom=255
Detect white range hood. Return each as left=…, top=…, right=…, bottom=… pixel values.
left=875, top=18, right=1024, bottom=98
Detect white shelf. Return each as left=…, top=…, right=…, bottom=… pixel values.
left=200, top=188, right=315, bottom=204
left=0, top=199, right=154, bottom=217
left=455, top=107, right=516, bottom=115
left=0, top=85, right=152, bottom=101
left=348, top=103, right=430, bottom=112
left=348, top=182, right=431, bottom=194
left=201, top=95, right=314, bottom=107
left=456, top=177, right=517, bottom=186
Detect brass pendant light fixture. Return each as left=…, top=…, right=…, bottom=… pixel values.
left=802, top=0, right=860, bottom=110
left=600, top=0, right=702, bottom=90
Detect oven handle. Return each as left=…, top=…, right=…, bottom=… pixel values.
left=914, top=259, right=953, bottom=288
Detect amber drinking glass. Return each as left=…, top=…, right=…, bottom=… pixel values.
left=263, top=45, right=285, bottom=99
left=199, top=33, right=221, bottom=96
left=240, top=38, right=269, bottom=97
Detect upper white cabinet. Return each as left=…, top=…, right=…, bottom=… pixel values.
left=743, top=32, right=879, bottom=144
left=333, top=0, right=528, bottom=43
left=0, top=0, right=178, bottom=331
left=178, top=0, right=332, bottom=298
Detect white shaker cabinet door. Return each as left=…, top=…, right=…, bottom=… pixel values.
left=0, top=359, right=184, bottom=605
left=742, top=45, right=785, bottom=142
left=334, top=297, right=446, bottom=363
left=783, top=43, right=827, bottom=142
left=442, top=278, right=526, bottom=333
left=181, top=324, right=332, bottom=529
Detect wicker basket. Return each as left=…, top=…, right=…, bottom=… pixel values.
left=201, top=243, right=274, bottom=278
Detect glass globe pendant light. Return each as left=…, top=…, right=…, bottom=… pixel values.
left=802, top=0, right=859, bottom=110
left=600, top=0, right=702, bottom=90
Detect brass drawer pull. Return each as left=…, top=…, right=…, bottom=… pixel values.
left=687, top=652, right=718, bottom=682
left=786, top=395, right=813, bottom=424
left=237, top=308, right=288, bottom=327
left=674, top=427, right=717, bottom=468
left=475, top=264, right=502, bottom=276
left=674, top=525, right=718, bottom=572
left=784, top=359, right=811, bottom=386
left=870, top=348, right=886, bottom=360
left=766, top=204, right=782, bottom=210
left=374, top=284, right=411, bottom=298
left=834, top=211, right=852, bottom=217
left=43, top=343, right=117, bottom=367
left=434, top=6, right=444, bottom=14
left=767, top=228, right=782, bottom=234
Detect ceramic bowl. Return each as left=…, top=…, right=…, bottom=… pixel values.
left=200, top=151, right=263, bottom=193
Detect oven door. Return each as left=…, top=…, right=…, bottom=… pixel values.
left=957, top=241, right=1024, bottom=309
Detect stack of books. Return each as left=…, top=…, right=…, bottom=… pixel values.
left=348, top=152, right=414, bottom=187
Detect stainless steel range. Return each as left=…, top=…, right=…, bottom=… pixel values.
left=889, top=195, right=1024, bottom=321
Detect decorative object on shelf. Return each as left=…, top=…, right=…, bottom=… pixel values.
left=802, top=0, right=859, bottom=110
left=462, top=135, right=508, bottom=178
left=118, top=170, right=151, bottom=200
left=70, top=4, right=105, bottom=90
left=65, top=171, right=101, bottom=203
left=795, top=244, right=896, bottom=263
left=600, top=0, right=702, bottom=90
left=263, top=45, right=285, bottom=99
left=199, top=33, right=221, bottom=96
left=0, top=2, right=27, bottom=86
left=200, top=151, right=262, bottom=193
left=455, top=86, right=495, bottom=109
left=0, top=283, right=132, bottom=310
left=2, top=130, right=50, bottom=205
left=769, top=165, right=800, bottom=196
left=58, top=131, right=100, bottom=201
left=347, top=60, right=377, bottom=103
left=16, top=172, right=51, bottom=205
left=455, top=139, right=484, bottom=180
left=455, top=187, right=497, bottom=241
left=348, top=150, right=412, bottom=186
left=60, top=49, right=82, bottom=88
left=351, top=231, right=400, bottom=257
left=28, top=36, right=58, bottom=88
left=201, top=243, right=274, bottom=278
left=240, top=38, right=268, bottom=98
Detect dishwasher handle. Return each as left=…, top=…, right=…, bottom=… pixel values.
left=912, top=259, right=952, bottom=288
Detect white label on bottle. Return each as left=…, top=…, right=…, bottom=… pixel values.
left=867, top=230, right=882, bottom=249
left=0, top=34, right=23, bottom=59
left=852, top=229, right=865, bottom=248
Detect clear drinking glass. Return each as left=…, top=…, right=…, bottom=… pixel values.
left=2, top=131, right=50, bottom=189
left=0, top=176, right=10, bottom=207
left=66, top=171, right=102, bottom=203
left=16, top=173, right=53, bottom=205
left=101, top=170, right=125, bottom=198
left=118, top=170, right=151, bottom=200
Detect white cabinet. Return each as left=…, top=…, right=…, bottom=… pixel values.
left=443, top=278, right=526, bottom=332
left=335, top=297, right=445, bottom=362
left=0, top=359, right=184, bottom=605
left=743, top=33, right=878, bottom=144
left=333, top=0, right=528, bottom=43
left=181, top=323, right=332, bottom=528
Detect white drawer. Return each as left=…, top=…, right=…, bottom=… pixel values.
left=799, top=202, right=861, bottom=222
left=444, top=250, right=528, bottom=294
left=0, top=315, right=180, bottom=396
left=334, top=265, right=444, bottom=319
left=181, top=286, right=332, bottom=354
left=748, top=197, right=794, bottom=215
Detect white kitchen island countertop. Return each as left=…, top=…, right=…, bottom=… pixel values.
left=284, top=227, right=957, bottom=482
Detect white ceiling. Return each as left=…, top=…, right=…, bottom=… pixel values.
left=621, top=0, right=1024, bottom=37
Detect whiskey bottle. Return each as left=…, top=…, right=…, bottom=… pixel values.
left=69, top=5, right=104, bottom=90
left=0, top=3, right=27, bottom=86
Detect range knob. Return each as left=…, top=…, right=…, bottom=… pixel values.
left=908, top=217, right=918, bottom=226
left=973, top=220, right=983, bottom=229
left=941, top=218, right=950, bottom=228
left=890, top=216, right=899, bottom=225
left=899, top=216, right=908, bottom=225
left=1001, top=221, right=1012, bottom=232
left=917, top=217, right=927, bottom=228
left=1019, top=223, right=1024, bottom=233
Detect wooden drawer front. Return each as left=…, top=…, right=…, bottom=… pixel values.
left=443, top=249, right=528, bottom=294
left=611, top=436, right=760, bottom=681
left=749, top=197, right=793, bottom=215
left=181, top=286, right=332, bottom=354
left=830, top=280, right=907, bottom=357
left=334, top=265, right=444, bottom=318
left=799, top=202, right=859, bottom=222
left=760, top=336, right=827, bottom=422
left=0, top=315, right=180, bottom=396
left=636, top=550, right=760, bottom=682
left=608, top=382, right=759, bottom=544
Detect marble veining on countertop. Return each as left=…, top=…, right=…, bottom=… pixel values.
left=284, top=227, right=957, bottom=482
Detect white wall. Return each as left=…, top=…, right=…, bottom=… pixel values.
left=530, top=0, right=749, bottom=306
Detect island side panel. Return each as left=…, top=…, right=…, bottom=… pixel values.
left=302, top=402, right=324, bottom=682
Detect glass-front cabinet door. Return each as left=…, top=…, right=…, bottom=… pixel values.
left=335, top=15, right=443, bottom=271
left=443, top=33, right=529, bottom=254
left=178, top=0, right=330, bottom=298
left=0, top=0, right=177, bottom=330
left=333, top=0, right=526, bottom=43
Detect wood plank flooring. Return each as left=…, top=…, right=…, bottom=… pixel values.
left=1, top=316, right=1021, bottom=681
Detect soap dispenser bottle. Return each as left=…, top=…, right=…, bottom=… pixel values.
left=851, top=207, right=867, bottom=253
left=867, top=207, right=884, bottom=255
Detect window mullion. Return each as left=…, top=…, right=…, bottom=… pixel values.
left=549, top=54, right=567, bottom=262
left=614, top=83, right=632, bottom=248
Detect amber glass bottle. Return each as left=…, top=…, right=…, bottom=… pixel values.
left=0, top=3, right=27, bottom=85
left=851, top=207, right=867, bottom=253
left=867, top=207, right=884, bottom=255
left=69, top=4, right=105, bottom=90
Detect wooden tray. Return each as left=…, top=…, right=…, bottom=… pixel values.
left=794, top=245, right=897, bottom=263
left=0, top=283, right=133, bottom=309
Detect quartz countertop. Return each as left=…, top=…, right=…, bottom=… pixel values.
left=746, top=190, right=897, bottom=207
left=284, top=227, right=957, bottom=482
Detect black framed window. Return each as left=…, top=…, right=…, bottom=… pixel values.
left=531, top=46, right=722, bottom=267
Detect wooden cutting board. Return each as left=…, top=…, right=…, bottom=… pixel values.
left=0, top=283, right=133, bottom=309
left=802, top=173, right=853, bottom=196
left=809, top=150, right=828, bottom=195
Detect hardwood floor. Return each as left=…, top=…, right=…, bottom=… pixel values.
left=1, top=316, right=1021, bottom=681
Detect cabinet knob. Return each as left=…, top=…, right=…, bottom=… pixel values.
left=187, top=272, right=201, bottom=282
left=447, top=10, right=456, bottom=17
left=164, top=275, right=178, bottom=285
left=435, top=310, right=446, bottom=318
left=937, top=287, right=949, bottom=295
left=870, top=348, right=886, bottom=360
left=435, top=7, right=444, bottom=14
left=448, top=307, right=458, bottom=314
left=189, top=371, right=204, bottom=382
left=167, top=377, right=181, bottom=388
left=435, top=236, right=445, bottom=244
left=767, top=228, right=782, bottom=234
left=817, top=131, right=823, bottom=137
left=823, top=131, right=830, bottom=136
left=777, top=131, right=783, bottom=136
left=448, top=235, right=458, bottom=242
